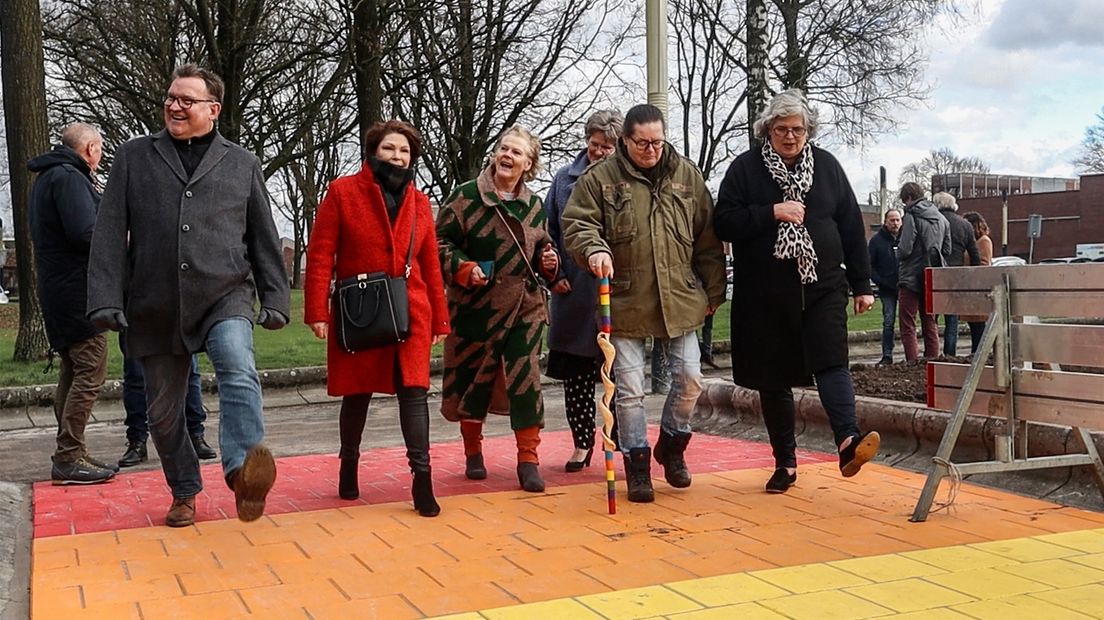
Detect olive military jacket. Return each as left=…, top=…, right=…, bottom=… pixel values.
left=561, top=144, right=726, bottom=339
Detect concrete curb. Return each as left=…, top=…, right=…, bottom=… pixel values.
left=693, top=378, right=1104, bottom=513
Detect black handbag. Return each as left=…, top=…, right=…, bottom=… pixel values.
left=331, top=227, right=415, bottom=353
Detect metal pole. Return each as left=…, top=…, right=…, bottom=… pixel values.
left=879, top=166, right=887, bottom=218
left=646, top=0, right=668, bottom=115
left=1001, top=189, right=1009, bottom=256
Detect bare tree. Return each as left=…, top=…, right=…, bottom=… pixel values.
left=393, top=0, right=637, bottom=201
left=1073, top=107, right=1104, bottom=174
left=899, top=147, right=990, bottom=192
left=1, top=0, right=51, bottom=360
left=43, top=0, right=354, bottom=178
left=669, top=0, right=749, bottom=180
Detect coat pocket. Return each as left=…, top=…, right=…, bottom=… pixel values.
left=602, top=184, right=637, bottom=244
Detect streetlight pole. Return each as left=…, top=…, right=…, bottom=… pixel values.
left=646, top=0, right=668, bottom=115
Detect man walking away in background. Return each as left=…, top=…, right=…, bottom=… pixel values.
left=29, top=122, right=115, bottom=485
left=933, top=191, right=980, bottom=357
left=868, top=208, right=901, bottom=365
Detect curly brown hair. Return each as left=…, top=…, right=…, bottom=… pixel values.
left=363, top=120, right=423, bottom=161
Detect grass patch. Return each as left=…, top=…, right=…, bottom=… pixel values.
left=0, top=290, right=889, bottom=387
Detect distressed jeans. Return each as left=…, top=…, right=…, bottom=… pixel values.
left=142, top=318, right=265, bottom=499
left=612, top=331, right=702, bottom=453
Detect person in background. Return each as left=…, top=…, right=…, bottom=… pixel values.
left=713, top=89, right=880, bottom=494
left=932, top=191, right=980, bottom=357
left=118, top=337, right=213, bottom=466
left=960, top=211, right=993, bottom=353
left=305, top=120, right=448, bottom=517
left=896, top=182, right=951, bottom=361
left=544, top=110, right=622, bottom=472
left=868, top=208, right=902, bottom=365
left=29, top=122, right=115, bottom=485
left=563, top=104, right=726, bottom=503
left=437, top=125, right=559, bottom=493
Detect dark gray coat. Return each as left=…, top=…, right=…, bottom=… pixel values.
left=896, top=199, right=951, bottom=294
left=87, top=130, right=290, bottom=357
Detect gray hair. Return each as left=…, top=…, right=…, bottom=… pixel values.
left=60, top=123, right=101, bottom=150
left=752, top=88, right=819, bottom=141
left=584, top=109, right=623, bottom=142
left=932, top=191, right=958, bottom=211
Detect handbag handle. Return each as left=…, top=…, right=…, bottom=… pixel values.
left=401, top=222, right=416, bottom=278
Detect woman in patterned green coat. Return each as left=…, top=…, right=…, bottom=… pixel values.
left=436, top=125, right=560, bottom=493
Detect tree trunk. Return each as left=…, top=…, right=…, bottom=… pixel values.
left=353, top=0, right=385, bottom=157
left=776, top=0, right=807, bottom=90
left=0, top=0, right=51, bottom=361
left=745, top=0, right=769, bottom=149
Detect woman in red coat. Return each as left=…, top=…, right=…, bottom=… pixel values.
left=304, top=120, right=450, bottom=516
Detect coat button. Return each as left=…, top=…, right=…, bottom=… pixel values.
left=180, top=262, right=190, bottom=271
left=181, top=224, right=190, bottom=232
left=185, top=190, right=193, bottom=198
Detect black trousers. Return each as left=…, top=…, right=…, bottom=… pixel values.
left=338, top=358, right=431, bottom=473
left=758, top=365, right=861, bottom=469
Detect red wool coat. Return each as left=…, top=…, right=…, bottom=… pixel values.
left=304, top=164, right=450, bottom=395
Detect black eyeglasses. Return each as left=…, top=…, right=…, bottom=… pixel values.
left=771, top=126, right=807, bottom=138
left=164, top=95, right=219, bottom=109
left=627, top=136, right=664, bottom=151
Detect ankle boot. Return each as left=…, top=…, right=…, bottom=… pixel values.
left=338, top=458, right=359, bottom=500
left=460, top=420, right=486, bottom=479
left=514, top=425, right=543, bottom=492
left=397, top=389, right=439, bottom=515
left=624, top=447, right=655, bottom=503
left=653, top=430, right=692, bottom=488
left=412, top=469, right=441, bottom=517
left=516, top=463, right=545, bottom=492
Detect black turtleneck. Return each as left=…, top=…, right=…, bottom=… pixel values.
left=368, top=156, right=415, bottom=222
left=171, top=129, right=216, bottom=178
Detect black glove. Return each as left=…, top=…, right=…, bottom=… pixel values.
left=257, top=307, right=288, bottom=330
left=89, top=308, right=128, bottom=331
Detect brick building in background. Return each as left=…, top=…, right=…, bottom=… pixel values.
left=953, top=173, right=1104, bottom=261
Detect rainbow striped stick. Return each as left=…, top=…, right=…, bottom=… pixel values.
left=596, top=276, right=617, bottom=514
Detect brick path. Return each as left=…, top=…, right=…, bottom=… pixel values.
left=29, top=429, right=1104, bottom=619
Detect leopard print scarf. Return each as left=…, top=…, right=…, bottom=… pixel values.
left=762, top=141, right=818, bottom=284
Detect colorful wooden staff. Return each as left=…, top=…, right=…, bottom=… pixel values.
left=596, top=276, right=617, bottom=514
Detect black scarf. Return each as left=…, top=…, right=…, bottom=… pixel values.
left=368, top=156, right=415, bottom=222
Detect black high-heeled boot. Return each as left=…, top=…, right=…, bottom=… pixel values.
left=412, top=469, right=440, bottom=517
left=338, top=458, right=359, bottom=500
left=399, top=387, right=440, bottom=516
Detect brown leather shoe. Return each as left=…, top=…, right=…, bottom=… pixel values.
left=165, top=496, right=196, bottom=527
left=232, top=444, right=277, bottom=522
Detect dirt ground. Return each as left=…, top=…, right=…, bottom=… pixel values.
left=849, top=355, right=970, bottom=403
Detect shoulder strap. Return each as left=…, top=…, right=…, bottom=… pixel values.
left=402, top=222, right=415, bottom=279
left=494, top=205, right=542, bottom=285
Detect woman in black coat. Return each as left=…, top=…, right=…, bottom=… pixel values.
left=713, top=89, right=880, bottom=494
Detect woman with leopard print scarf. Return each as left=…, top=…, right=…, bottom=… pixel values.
left=713, top=89, right=880, bottom=494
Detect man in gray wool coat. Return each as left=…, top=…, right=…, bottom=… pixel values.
left=87, top=64, right=291, bottom=528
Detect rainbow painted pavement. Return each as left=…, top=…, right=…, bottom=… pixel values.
left=30, top=428, right=1104, bottom=619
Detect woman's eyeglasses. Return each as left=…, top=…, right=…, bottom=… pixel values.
left=771, top=126, right=807, bottom=138
left=627, top=136, right=664, bottom=151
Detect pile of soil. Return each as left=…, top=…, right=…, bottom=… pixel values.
left=849, top=355, right=970, bottom=404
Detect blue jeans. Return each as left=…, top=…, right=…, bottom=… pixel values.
left=943, top=314, right=959, bottom=356
left=612, top=331, right=702, bottom=453
left=142, top=318, right=264, bottom=498
left=879, top=294, right=897, bottom=360
left=121, top=331, right=205, bottom=443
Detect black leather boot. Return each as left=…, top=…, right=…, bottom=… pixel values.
left=412, top=469, right=440, bottom=517
left=399, top=388, right=440, bottom=516
left=465, top=454, right=487, bottom=480
left=516, top=463, right=545, bottom=492
left=653, top=430, right=692, bottom=488
left=338, top=458, right=359, bottom=500
left=624, top=447, right=655, bottom=503
left=191, top=433, right=217, bottom=460
left=118, top=441, right=148, bottom=468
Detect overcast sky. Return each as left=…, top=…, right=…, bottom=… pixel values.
left=830, top=0, right=1104, bottom=199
